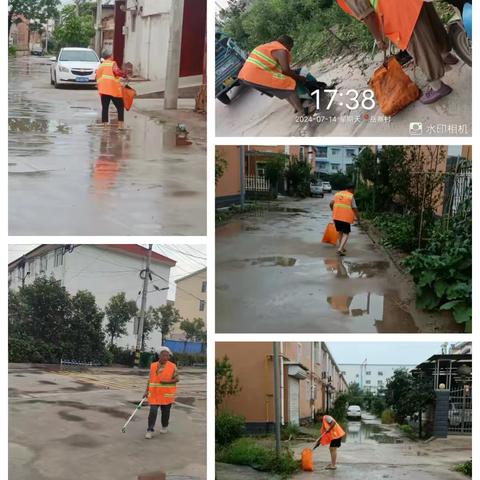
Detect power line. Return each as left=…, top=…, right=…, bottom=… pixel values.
left=150, top=270, right=206, bottom=304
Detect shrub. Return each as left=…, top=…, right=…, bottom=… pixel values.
left=171, top=352, right=206, bottom=366
left=109, top=345, right=135, bottom=366
left=281, top=423, right=301, bottom=440
left=381, top=409, right=395, bottom=424
left=217, top=437, right=299, bottom=476
left=8, top=45, right=16, bottom=57
left=216, top=411, right=246, bottom=446
left=454, top=460, right=472, bottom=477
left=9, top=335, right=61, bottom=363
left=372, top=213, right=417, bottom=253
left=399, top=424, right=416, bottom=439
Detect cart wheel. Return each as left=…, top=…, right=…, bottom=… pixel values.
left=449, top=22, right=471, bottom=67
left=217, top=92, right=231, bottom=105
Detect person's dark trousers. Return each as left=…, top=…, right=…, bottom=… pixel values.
left=147, top=404, right=172, bottom=432
left=100, top=94, right=124, bottom=123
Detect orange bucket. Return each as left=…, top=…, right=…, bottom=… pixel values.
left=122, top=85, right=136, bottom=111
left=301, top=448, right=313, bottom=471
left=321, top=222, right=338, bottom=245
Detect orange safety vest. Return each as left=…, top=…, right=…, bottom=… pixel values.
left=238, top=41, right=296, bottom=91
left=96, top=58, right=123, bottom=98
left=337, top=0, right=423, bottom=50
left=147, top=361, right=177, bottom=406
left=332, top=190, right=355, bottom=224
left=320, top=416, right=345, bottom=445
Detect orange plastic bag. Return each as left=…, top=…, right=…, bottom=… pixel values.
left=322, top=222, right=338, bottom=245
left=301, top=448, right=313, bottom=471
left=368, top=57, right=420, bottom=117
left=122, top=85, right=136, bottom=111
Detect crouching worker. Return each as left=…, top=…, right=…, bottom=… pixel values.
left=238, top=35, right=314, bottom=114
left=314, top=415, right=346, bottom=470
left=144, top=347, right=179, bottom=439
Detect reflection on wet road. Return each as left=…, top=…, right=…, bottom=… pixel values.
left=216, top=197, right=460, bottom=333
left=8, top=56, right=206, bottom=235
left=344, top=414, right=404, bottom=445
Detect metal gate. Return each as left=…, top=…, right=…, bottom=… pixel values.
left=448, top=387, right=472, bottom=434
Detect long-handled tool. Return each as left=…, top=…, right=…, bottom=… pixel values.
left=121, top=397, right=146, bottom=433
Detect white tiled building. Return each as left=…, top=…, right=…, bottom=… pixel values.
left=8, top=245, right=176, bottom=349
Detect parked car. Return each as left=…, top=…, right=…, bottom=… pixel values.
left=448, top=402, right=472, bottom=427
left=215, top=31, right=247, bottom=105
left=31, top=43, right=43, bottom=56
left=321, top=181, right=332, bottom=193
left=346, top=405, right=362, bottom=419
left=50, top=47, right=100, bottom=88
left=310, top=181, right=324, bottom=198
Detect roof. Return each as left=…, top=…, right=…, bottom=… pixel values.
left=9, top=245, right=176, bottom=271
left=175, top=267, right=206, bottom=283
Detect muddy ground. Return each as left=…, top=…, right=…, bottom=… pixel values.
left=216, top=413, right=471, bottom=479
left=215, top=196, right=461, bottom=333
left=8, top=55, right=206, bottom=235
left=9, top=364, right=206, bottom=480
left=216, top=51, right=471, bottom=137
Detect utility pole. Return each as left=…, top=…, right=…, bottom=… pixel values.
left=134, top=244, right=153, bottom=368
left=95, top=0, right=103, bottom=56
left=239, top=145, right=245, bottom=208
left=273, top=342, right=282, bottom=457
left=164, top=0, right=185, bottom=109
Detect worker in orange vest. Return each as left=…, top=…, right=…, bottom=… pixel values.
left=238, top=35, right=312, bottom=114
left=144, top=346, right=179, bottom=439
left=329, top=184, right=359, bottom=256
left=313, top=414, right=346, bottom=470
left=336, top=0, right=459, bottom=104
left=96, top=49, right=128, bottom=128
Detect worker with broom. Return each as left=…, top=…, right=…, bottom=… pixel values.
left=144, top=346, right=179, bottom=439
left=96, top=49, right=128, bottom=128
left=336, top=0, right=459, bottom=104
left=329, top=184, right=359, bottom=256
left=314, top=414, right=346, bottom=470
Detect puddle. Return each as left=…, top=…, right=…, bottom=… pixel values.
left=218, top=256, right=298, bottom=269
left=326, top=291, right=419, bottom=333
left=58, top=410, right=85, bottom=422
left=344, top=420, right=404, bottom=444
left=323, top=258, right=389, bottom=278
left=137, top=472, right=165, bottom=480
left=62, top=434, right=101, bottom=448
left=23, top=399, right=129, bottom=419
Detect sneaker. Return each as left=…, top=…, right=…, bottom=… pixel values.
left=145, top=431, right=153, bottom=439
left=159, top=427, right=168, bottom=434
left=419, top=82, right=452, bottom=104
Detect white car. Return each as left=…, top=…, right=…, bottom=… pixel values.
left=310, top=182, right=324, bottom=198
left=50, top=47, right=100, bottom=88
left=347, top=405, right=362, bottom=419
left=322, top=181, right=332, bottom=193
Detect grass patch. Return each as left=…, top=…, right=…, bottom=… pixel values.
left=281, top=423, right=301, bottom=440
left=215, top=202, right=267, bottom=225
left=454, top=460, right=472, bottom=477
left=398, top=424, right=417, bottom=440
left=217, top=437, right=300, bottom=477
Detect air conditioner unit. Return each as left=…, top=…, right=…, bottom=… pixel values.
left=321, top=372, right=326, bottom=379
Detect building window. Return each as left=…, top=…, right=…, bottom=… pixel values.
left=17, top=267, right=22, bottom=281
left=355, top=373, right=359, bottom=378
left=40, top=255, right=48, bottom=274
left=299, top=147, right=305, bottom=161
left=378, top=380, right=383, bottom=386
left=131, top=12, right=136, bottom=32
left=54, top=248, right=64, bottom=267
left=378, top=371, right=383, bottom=376
left=366, top=371, right=371, bottom=375
left=317, top=147, right=327, bottom=157
left=331, top=148, right=341, bottom=155
left=199, top=300, right=205, bottom=312
left=346, top=149, right=356, bottom=157
left=201, top=281, right=207, bottom=293
left=27, top=260, right=34, bottom=276
left=365, top=380, right=371, bottom=385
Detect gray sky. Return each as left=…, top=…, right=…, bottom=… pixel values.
left=8, top=244, right=206, bottom=301
left=328, top=342, right=446, bottom=365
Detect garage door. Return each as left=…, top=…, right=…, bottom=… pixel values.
left=288, top=377, right=300, bottom=425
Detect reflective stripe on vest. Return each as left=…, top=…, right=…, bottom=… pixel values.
left=332, top=191, right=354, bottom=224
left=238, top=41, right=296, bottom=91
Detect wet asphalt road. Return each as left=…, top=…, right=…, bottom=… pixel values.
left=8, top=56, right=206, bottom=235
left=215, top=196, right=461, bottom=333
left=9, top=365, right=206, bottom=479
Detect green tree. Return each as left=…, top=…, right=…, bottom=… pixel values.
left=216, top=355, right=241, bottom=411
left=8, top=0, right=60, bottom=35
left=215, top=151, right=228, bottom=185
left=143, top=304, right=182, bottom=347
left=104, top=292, right=137, bottom=347
left=179, top=318, right=207, bottom=343
left=264, top=154, right=287, bottom=195
left=285, top=158, right=311, bottom=197
left=67, top=290, right=106, bottom=362
left=53, top=4, right=95, bottom=49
